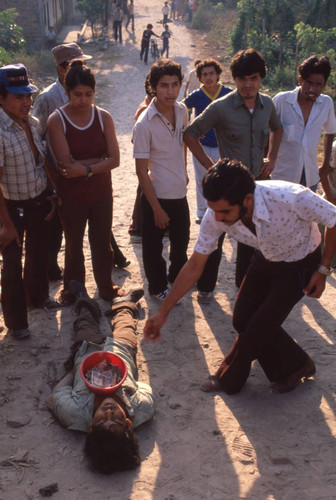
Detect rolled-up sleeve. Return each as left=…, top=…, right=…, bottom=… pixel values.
left=133, top=121, right=151, bottom=159
left=185, top=101, right=219, bottom=139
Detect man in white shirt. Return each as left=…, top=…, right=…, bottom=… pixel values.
left=133, top=59, right=189, bottom=301
left=144, top=158, right=336, bottom=395
left=272, top=56, right=336, bottom=191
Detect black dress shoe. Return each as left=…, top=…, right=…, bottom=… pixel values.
left=271, top=358, right=316, bottom=393
left=112, top=288, right=144, bottom=306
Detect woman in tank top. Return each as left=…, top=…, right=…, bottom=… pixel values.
left=48, top=61, right=122, bottom=304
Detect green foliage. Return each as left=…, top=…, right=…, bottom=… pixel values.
left=0, top=8, right=25, bottom=65
left=192, top=1, right=216, bottom=30
left=230, top=0, right=336, bottom=90
left=76, top=0, right=104, bottom=37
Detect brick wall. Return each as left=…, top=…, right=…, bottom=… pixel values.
left=2, top=0, right=43, bottom=49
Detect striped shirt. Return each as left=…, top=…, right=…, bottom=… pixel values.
left=0, top=108, right=47, bottom=200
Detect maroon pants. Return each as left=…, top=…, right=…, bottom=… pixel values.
left=60, top=194, right=114, bottom=301
left=1, top=193, right=50, bottom=329
left=216, top=247, right=321, bottom=394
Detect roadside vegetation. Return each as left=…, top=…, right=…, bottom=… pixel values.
left=192, top=0, right=336, bottom=93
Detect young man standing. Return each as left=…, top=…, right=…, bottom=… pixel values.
left=0, top=64, right=56, bottom=340
left=184, top=49, right=282, bottom=287
left=144, top=159, right=336, bottom=395
left=271, top=56, right=336, bottom=192
left=133, top=59, right=189, bottom=301
left=183, top=58, right=232, bottom=303
left=183, top=59, right=232, bottom=222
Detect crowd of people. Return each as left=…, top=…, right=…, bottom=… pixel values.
left=1, top=36, right=336, bottom=473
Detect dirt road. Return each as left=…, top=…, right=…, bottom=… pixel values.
left=1, top=1, right=336, bottom=498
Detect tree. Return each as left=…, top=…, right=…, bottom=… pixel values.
left=76, top=0, right=104, bottom=39
left=0, top=8, right=25, bottom=65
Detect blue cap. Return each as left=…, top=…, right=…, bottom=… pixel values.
left=0, top=64, right=38, bottom=95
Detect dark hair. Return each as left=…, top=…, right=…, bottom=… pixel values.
left=145, top=73, right=154, bottom=97
left=65, top=60, right=96, bottom=93
left=299, top=56, right=331, bottom=82
left=196, top=59, right=223, bottom=81
left=202, top=158, right=256, bottom=205
left=85, top=427, right=140, bottom=474
left=147, top=23, right=153, bottom=29
left=149, top=58, right=183, bottom=92
left=194, top=59, right=201, bottom=67
left=230, top=49, right=267, bottom=79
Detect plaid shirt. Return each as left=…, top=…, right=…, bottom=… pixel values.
left=0, top=108, right=47, bottom=200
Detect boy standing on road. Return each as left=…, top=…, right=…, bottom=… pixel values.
left=140, top=24, right=160, bottom=65
left=133, top=59, right=189, bottom=301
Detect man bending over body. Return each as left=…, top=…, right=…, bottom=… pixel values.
left=144, top=159, right=336, bottom=395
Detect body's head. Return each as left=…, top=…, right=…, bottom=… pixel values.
left=196, top=59, right=222, bottom=91
left=147, top=23, right=153, bottom=30
left=0, top=64, right=38, bottom=123
left=52, top=43, right=92, bottom=85
left=202, top=158, right=255, bottom=225
left=85, top=396, right=140, bottom=473
left=64, top=61, right=96, bottom=109
left=298, top=56, right=330, bottom=103
left=149, top=58, right=183, bottom=105
left=230, top=49, right=266, bottom=103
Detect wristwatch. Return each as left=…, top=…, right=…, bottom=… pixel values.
left=85, top=165, right=93, bottom=178
left=317, top=264, right=333, bottom=276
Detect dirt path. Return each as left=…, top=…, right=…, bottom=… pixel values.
left=1, top=1, right=336, bottom=499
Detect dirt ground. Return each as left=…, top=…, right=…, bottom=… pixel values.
left=1, top=1, right=336, bottom=499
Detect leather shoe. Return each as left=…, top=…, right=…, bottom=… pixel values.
left=200, top=375, right=222, bottom=392
left=112, top=288, right=144, bottom=306
left=271, top=358, right=316, bottom=393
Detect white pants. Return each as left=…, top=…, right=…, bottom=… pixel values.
left=192, top=145, right=220, bottom=218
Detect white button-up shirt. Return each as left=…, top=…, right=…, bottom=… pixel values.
left=271, top=87, right=336, bottom=188
left=132, top=99, right=188, bottom=199
left=195, top=180, right=336, bottom=262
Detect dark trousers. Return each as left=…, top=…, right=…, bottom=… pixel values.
left=47, top=209, right=63, bottom=278
left=215, top=247, right=321, bottom=394
left=113, top=20, right=122, bottom=42
left=126, top=14, right=134, bottom=30
left=1, top=193, right=50, bottom=329
left=161, top=40, right=169, bottom=57
left=129, top=184, right=143, bottom=234
left=235, top=242, right=255, bottom=288
left=140, top=40, right=150, bottom=63
left=141, top=195, right=190, bottom=294
left=197, top=232, right=225, bottom=292
left=59, top=195, right=114, bottom=301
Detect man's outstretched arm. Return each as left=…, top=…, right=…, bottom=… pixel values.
left=144, top=251, right=209, bottom=342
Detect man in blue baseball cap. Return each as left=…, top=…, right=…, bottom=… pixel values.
left=0, top=63, right=57, bottom=340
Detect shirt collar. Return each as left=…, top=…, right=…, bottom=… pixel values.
left=201, top=83, right=223, bottom=101
left=0, top=107, right=36, bottom=130
left=285, top=86, right=324, bottom=106
left=146, top=98, right=179, bottom=121
left=233, top=90, right=264, bottom=110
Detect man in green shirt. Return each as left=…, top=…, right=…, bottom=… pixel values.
left=184, top=49, right=282, bottom=287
